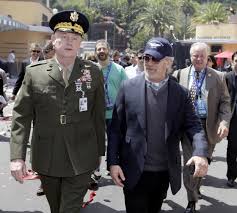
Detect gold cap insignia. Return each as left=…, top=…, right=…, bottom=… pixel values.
left=70, top=11, right=79, bottom=22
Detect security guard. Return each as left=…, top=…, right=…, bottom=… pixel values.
left=10, top=10, right=105, bottom=213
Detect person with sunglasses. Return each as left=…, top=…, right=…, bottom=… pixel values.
left=108, top=37, right=209, bottom=213
left=125, top=49, right=144, bottom=79
left=11, top=43, right=42, bottom=100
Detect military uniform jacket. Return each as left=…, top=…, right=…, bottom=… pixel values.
left=10, top=57, right=105, bottom=177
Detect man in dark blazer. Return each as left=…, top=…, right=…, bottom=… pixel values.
left=10, top=10, right=105, bottom=213
left=107, top=37, right=208, bottom=213
left=225, top=51, right=237, bottom=187
left=11, top=43, right=42, bottom=100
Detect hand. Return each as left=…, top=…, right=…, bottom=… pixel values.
left=186, top=156, right=208, bottom=178
left=217, top=125, right=229, bottom=139
left=110, top=165, right=125, bottom=187
left=10, top=159, right=27, bottom=183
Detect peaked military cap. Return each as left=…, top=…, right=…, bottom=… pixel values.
left=49, top=10, right=89, bottom=36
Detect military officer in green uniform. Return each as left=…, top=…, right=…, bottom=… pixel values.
left=10, top=10, right=105, bottom=213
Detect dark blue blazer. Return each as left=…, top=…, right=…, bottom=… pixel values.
left=12, top=58, right=31, bottom=96
left=107, top=74, right=208, bottom=195
left=225, top=71, right=237, bottom=138
left=225, top=71, right=236, bottom=112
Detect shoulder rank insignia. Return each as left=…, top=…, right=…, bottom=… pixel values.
left=28, top=60, right=48, bottom=67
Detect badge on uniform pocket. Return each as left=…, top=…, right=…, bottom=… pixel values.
left=79, top=97, right=88, bottom=112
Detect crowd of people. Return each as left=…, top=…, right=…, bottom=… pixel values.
left=0, top=9, right=235, bottom=213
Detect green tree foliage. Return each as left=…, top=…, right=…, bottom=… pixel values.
left=49, top=0, right=237, bottom=49
left=177, top=0, right=199, bottom=39
left=130, top=0, right=176, bottom=37
left=192, top=2, right=228, bottom=24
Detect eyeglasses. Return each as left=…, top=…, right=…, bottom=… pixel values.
left=32, top=50, right=41, bottom=53
left=143, top=55, right=160, bottom=63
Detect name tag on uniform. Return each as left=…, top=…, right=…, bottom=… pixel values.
left=79, top=97, right=88, bottom=112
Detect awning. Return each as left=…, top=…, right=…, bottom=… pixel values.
left=0, top=15, right=29, bottom=32
left=214, top=51, right=233, bottom=59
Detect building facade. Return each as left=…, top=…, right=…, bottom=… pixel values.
left=0, top=0, right=53, bottom=62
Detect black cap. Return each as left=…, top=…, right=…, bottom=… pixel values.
left=144, top=37, right=172, bottom=60
left=49, top=10, right=89, bottom=36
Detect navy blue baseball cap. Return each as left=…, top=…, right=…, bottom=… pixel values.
left=49, top=10, right=89, bottom=36
left=144, top=37, right=172, bottom=60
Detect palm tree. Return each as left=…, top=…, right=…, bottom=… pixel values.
left=192, top=2, right=228, bottom=24
left=180, top=0, right=197, bottom=39
left=130, top=0, right=176, bottom=37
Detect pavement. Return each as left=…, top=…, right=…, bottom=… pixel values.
left=0, top=79, right=237, bottom=212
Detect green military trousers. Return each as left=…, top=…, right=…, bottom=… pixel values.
left=40, top=171, right=92, bottom=213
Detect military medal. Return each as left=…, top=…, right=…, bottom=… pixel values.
left=75, top=79, right=82, bottom=92
left=75, top=69, right=92, bottom=112
left=81, top=69, right=92, bottom=90
left=86, top=81, right=91, bottom=89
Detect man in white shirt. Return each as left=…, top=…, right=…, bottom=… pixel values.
left=125, top=49, right=144, bottom=79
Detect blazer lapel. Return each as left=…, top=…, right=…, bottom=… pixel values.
left=205, top=68, right=216, bottom=106
left=48, top=59, right=65, bottom=87
left=205, top=68, right=214, bottom=91
left=68, top=57, right=84, bottom=84
left=165, top=79, right=177, bottom=141
left=180, top=66, right=191, bottom=88
left=136, top=75, right=147, bottom=136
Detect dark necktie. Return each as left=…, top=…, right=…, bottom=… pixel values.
left=190, top=71, right=200, bottom=104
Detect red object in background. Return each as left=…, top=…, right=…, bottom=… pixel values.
left=216, top=57, right=223, bottom=67
left=82, top=191, right=96, bottom=208
left=214, top=51, right=233, bottom=59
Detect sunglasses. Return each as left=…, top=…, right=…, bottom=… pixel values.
left=138, top=56, right=143, bottom=60
left=143, top=55, right=160, bottom=63
left=32, top=50, right=41, bottom=53
left=207, top=58, right=212, bottom=62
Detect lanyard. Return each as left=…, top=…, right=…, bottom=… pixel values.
left=103, top=63, right=113, bottom=105
left=104, top=62, right=112, bottom=83
left=195, top=70, right=206, bottom=97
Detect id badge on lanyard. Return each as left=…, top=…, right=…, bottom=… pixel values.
left=195, top=70, right=207, bottom=118
left=196, top=98, right=207, bottom=118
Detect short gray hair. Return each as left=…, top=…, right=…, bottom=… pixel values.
left=190, top=42, right=210, bottom=56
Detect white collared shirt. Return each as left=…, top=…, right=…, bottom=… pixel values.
left=125, top=64, right=143, bottom=79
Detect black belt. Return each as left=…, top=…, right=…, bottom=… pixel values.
left=59, top=113, right=88, bottom=125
